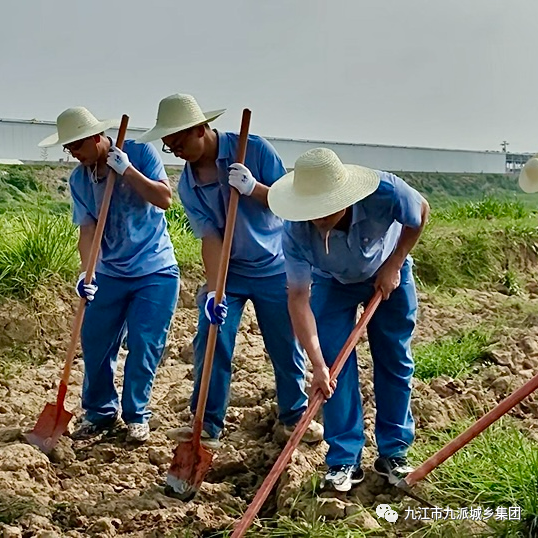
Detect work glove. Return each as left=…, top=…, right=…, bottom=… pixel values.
left=75, top=271, right=98, bottom=302
left=204, top=291, right=228, bottom=325
left=228, top=163, right=256, bottom=196
left=107, top=146, right=131, bottom=175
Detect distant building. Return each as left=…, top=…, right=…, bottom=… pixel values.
left=0, top=117, right=512, bottom=174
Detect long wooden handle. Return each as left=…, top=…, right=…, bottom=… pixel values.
left=231, top=291, right=383, bottom=538
left=404, top=371, right=538, bottom=487
left=192, top=109, right=252, bottom=442
left=60, top=115, right=130, bottom=389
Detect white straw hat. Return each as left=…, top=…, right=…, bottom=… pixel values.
left=136, top=93, right=225, bottom=143
left=268, top=148, right=380, bottom=221
left=38, top=107, right=120, bottom=148
left=518, top=155, right=538, bottom=193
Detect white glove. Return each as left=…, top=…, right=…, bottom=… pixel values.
left=75, top=271, right=98, bottom=302
left=107, top=146, right=131, bottom=175
left=228, top=163, right=256, bottom=196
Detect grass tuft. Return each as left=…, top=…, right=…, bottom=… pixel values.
left=414, top=328, right=494, bottom=381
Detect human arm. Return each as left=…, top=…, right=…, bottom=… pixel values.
left=375, top=187, right=430, bottom=300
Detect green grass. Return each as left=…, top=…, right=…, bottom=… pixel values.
left=0, top=212, right=79, bottom=298
left=413, top=217, right=538, bottom=290
left=434, top=197, right=534, bottom=221
left=411, top=419, right=538, bottom=537
left=414, top=328, right=494, bottom=381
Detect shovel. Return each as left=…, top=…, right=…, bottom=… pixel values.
left=396, top=369, right=538, bottom=492
left=25, top=115, right=130, bottom=453
left=230, top=291, right=383, bottom=538
left=165, top=108, right=252, bottom=501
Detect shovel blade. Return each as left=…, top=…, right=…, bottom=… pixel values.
left=165, top=439, right=214, bottom=501
left=24, top=402, right=73, bottom=453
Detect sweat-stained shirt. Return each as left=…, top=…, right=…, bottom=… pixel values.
left=282, top=171, right=424, bottom=286
left=70, top=139, right=177, bottom=278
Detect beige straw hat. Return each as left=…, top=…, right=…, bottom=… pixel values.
left=268, top=148, right=380, bottom=221
left=136, top=93, right=225, bottom=143
left=518, top=155, right=538, bottom=193
left=38, top=107, right=120, bottom=148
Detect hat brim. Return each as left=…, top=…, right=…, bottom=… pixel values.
left=38, top=119, right=121, bottom=148
left=135, top=109, right=226, bottom=143
left=519, top=168, right=538, bottom=193
left=268, top=165, right=381, bottom=221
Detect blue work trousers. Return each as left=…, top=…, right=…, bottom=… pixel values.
left=311, top=259, right=417, bottom=466
left=191, top=272, right=308, bottom=438
left=81, top=269, right=179, bottom=424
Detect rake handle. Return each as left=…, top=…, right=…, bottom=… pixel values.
left=59, top=115, right=130, bottom=392
left=192, top=109, right=251, bottom=444
left=231, top=290, right=383, bottom=538
left=404, top=370, right=538, bottom=487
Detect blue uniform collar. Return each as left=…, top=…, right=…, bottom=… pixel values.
left=186, top=130, right=229, bottom=189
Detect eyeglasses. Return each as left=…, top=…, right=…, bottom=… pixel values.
left=161, top=142, right=175, bottom=154
left=63, top=137, right=89, bottom=155
left=161, top=129, right=195, bottom=154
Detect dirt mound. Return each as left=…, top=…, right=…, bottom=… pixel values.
left=0, top=279, right=537, bottom=536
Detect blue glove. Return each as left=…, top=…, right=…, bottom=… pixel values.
left=204, top=291, right=228, bottom=325
left=76, top=271, right=98, bottom=301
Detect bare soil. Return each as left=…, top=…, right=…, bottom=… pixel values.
left=1, top=275, right=538, bottom=537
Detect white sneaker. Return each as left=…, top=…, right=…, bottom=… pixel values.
left=323, top=464, right=362, bottom=492
left=127, top=422, right=150, bottom=442
left=283, top=420, right=324, bottom=444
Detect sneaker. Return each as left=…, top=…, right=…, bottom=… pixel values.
left=71, top=417, right=118, bottom=440
left=165, top=426, right=221, bottom=450
left=374, top=456, right=414, bottom=485
left=283, top=420, right=324, bottom=444
left=323, top=464, right=364, bottom=492
left=126, top=422, right=150, bottom=443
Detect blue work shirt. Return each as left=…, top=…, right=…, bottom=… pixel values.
left=178, top=131, right=286, bottom=278
left=282, top=171, right=424, bottom=286
left=70, top=139, right=177, bottom=278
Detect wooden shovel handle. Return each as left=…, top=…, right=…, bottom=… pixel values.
left=404, top=371, right=538, bottom=487
left=231, top=291, right=383, bottom=538
left=60, top=115, right=130, bottom=389
left=192, top=109, right=251, bottom=442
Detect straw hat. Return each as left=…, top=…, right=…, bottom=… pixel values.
left=38, top=107, right=120, bottom=148
left=518, top=156, right=538, bottom=193
left=136, top=93, right=225, bottom=143
left=268, top=148, right=380, bottom=221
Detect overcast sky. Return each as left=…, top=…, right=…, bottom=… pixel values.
left=1, top=0, right=536, bottom=152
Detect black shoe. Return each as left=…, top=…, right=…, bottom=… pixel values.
left=323, top=464, right=364, bottom=492
left=351, top=466, right=365, bottom=486
left=374, top=456, right=414, bottom=485
left=71, top=417, right=119, bottom=440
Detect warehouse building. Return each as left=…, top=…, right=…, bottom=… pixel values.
left=0, top=117, right=509, bottom=173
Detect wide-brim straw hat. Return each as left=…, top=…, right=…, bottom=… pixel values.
left=38, top=107, right=120, bottom=148
left=268, top=148, right=381, bottom=221
left=136, top=93, right=225, bottom=143
left=519, top=155, right=538, bottom=193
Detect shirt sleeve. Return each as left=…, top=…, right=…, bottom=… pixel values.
left=282, top=223, right=312, bottom=287
left=257, top=137, right=287, bottom=187
left=389, top=174, right=424, bottom=228
left=137, top=142, right=168, bottom=181
left=69, top=169, right=95, bottom=226
left=177, top=176, right=219, bottom=239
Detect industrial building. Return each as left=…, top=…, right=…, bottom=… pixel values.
left=0, top=117, right=513, bottom=173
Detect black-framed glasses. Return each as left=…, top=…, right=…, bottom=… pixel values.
left=162, top=142, right=174, bottom=154
left=63, top=137, right=89, bottom=155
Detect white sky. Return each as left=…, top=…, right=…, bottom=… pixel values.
left=1, top=0, right=536, bottom=152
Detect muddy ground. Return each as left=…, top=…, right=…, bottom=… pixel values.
left=1, top=273, right=538, bottom=537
